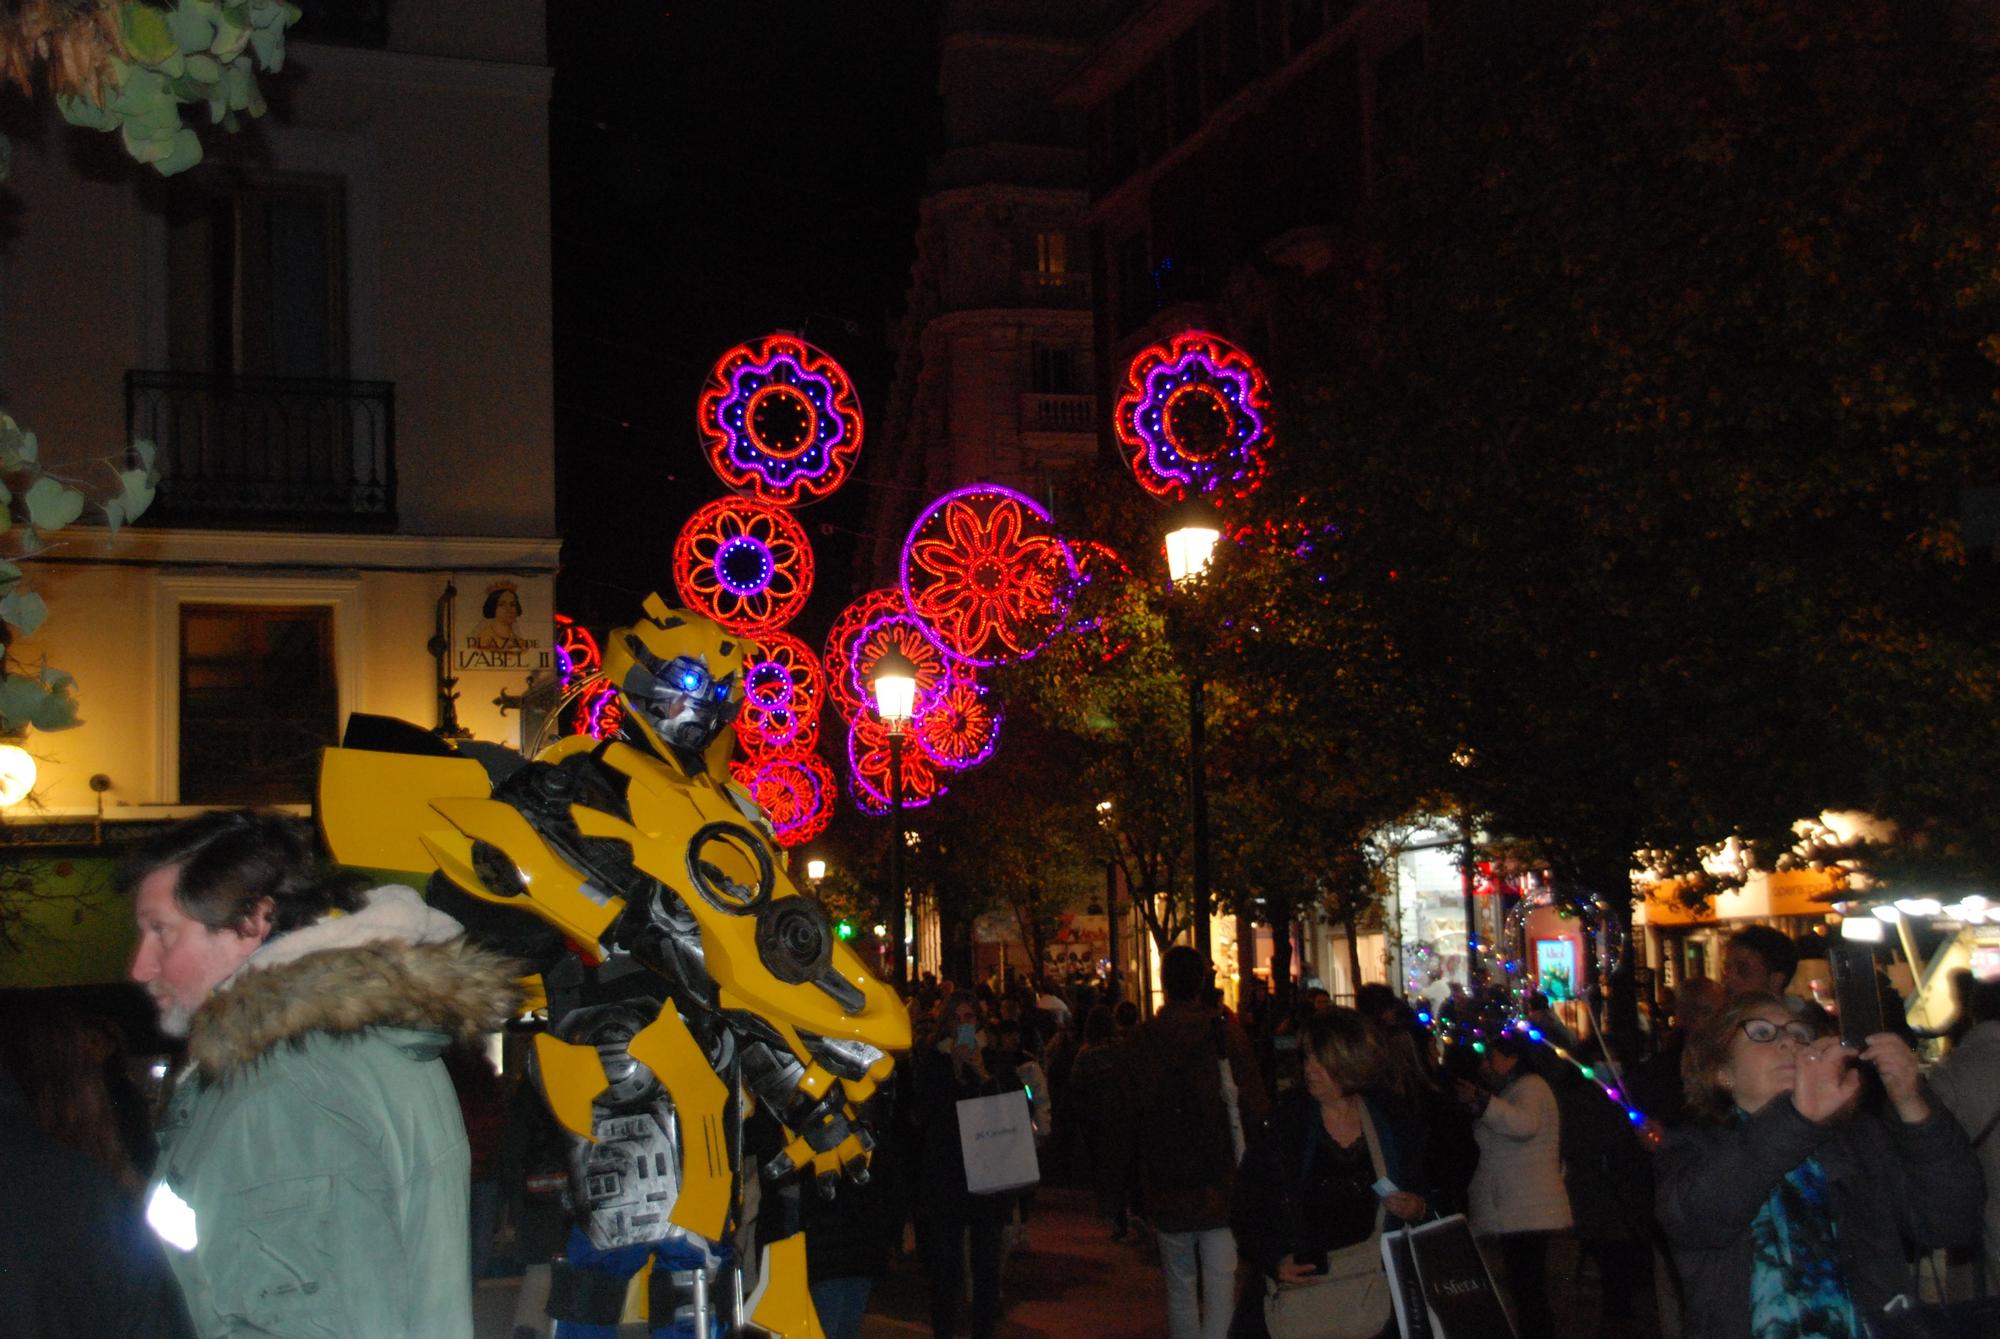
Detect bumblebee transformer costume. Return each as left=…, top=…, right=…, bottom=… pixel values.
left=318, top=596, right=909, bottom=1337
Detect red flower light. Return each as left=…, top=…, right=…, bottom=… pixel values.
left=847, top=714, right=945, bottom=813
left=729, top=749, right=835, bottom=847
left=823, top=588, right=910, bottom=723
left=736, top=632, right=823, bottom=753
left=900, top=484, right=1075, bottom=666
left=696, top=334, right=864, bottom=505
left=914, top=673, right=1001, bottom=770
left=672, top=496, right=814, bottom=635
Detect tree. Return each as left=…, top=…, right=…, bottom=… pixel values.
left=1256, top=0, right=2000, bottom=933
left=1, top=0, right=298, bottom=182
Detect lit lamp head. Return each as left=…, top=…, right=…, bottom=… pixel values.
left=870, top=648, right=920, bottom=737
left=0, top=743, right=34, bottom=808
left=1163, top=500, right=1224, bottom=588
left=805, top=857, right=827, bottom=883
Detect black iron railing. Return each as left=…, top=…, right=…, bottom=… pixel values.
left=125, top=371, right=396, bottom=531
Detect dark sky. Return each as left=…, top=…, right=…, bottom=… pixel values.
left=548, top=2, right=939, bottom=642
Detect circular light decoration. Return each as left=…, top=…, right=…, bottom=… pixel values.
left=1115, top=330, right=1274, bottom=503
left=847, top=714, right=945, bottom=813
left=579, top=678, right=624, bottom=741
left=729, top=749, right=835, bottom=848
left=823, top=588, right=910, bottom=723
left=672, top=496, right=814, bottom=635
left=900, top=484, right=1077, bottom=666
left=696, top=334, right=864, bottom=505
left=553, top=615, right=601, bottom=689
left=736, top=632, right=824, bottom=753
left=914, top=674, right=1001, bottom=771
left=846, top=611, right=952, bottom=727
left=1057, top=539, right=1134, bottom=663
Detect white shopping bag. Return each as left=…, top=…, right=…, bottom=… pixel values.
left=957, top=1089, right=1041, bottom=1196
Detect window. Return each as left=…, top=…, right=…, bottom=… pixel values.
left=1031, top=346, right=1078, bottom=394
left=179, top=604, right=340, bottom=805
left=1219, top=0, right=1261, bottom=99
left=1034, top=231, right=1070, bottom=275
left=165, top=171, right=347, bottom=378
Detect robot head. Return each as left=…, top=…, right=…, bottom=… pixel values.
left=604, top=596, right=751, bottom=768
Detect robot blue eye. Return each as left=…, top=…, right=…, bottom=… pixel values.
left=676, top=671, right=702, bottom=691
left=712, top=684, right=730, bottom=701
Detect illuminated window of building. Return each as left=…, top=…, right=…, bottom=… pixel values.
left=179, top=604, right=339, bottom=805
left=1034, top=231, right=1069, bottom=275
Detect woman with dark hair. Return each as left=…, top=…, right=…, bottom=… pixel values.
left=1658, top=991, right=1982, bottom=1339
left=912, top=991, right=1023, bottom=1339
left=1230, top=1008, right=1427, bottom=1339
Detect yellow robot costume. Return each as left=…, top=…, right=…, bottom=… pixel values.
left=318, top=595, right=909, bottom=1338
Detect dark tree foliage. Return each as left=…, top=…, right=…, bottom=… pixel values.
left=1253, top=0, right=2000, bottom=904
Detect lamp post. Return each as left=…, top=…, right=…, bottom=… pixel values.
left=870, top=648, right=918, bottom=987
left=1164, top=501, right=1223, bottom=963
left=1097, top=799, right=1121, bottom=1000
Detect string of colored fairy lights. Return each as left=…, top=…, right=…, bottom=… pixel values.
left=1426, top=1010, right=1652, bottom=1132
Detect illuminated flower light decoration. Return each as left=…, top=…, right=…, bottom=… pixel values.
left=822, top=587, right=911, bottom=723
left=1056, top=539, right=1134, bottom=663
left=1114, top=330, right=1273, bottom=504
left=553, top=615, right=602, bottom=689
left=672, top=496, right=814, bottom=636
left=844, top=610, right=952, bottom=727
left=735, top=631, right=824, bottom=754
left=695, top=334, right=863, bottom=506
left=582, top=679, right=624, bottom=742
left=913, top=673, right=1001, bottom=771
left=729, top=749, right=836, bottom=848
left=847, top=713, right=946, bottom=814
left=900, top=484, right=1078, bottom=667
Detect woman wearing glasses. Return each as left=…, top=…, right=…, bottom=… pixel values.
left=1657, top=991, right=1982, bottom=1339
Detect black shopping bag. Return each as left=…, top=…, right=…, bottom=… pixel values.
left=1391, top=1215, right=1514, bottom=1339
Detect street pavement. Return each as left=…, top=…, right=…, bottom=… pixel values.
left=474, top=1183, right=1168, bottom=1338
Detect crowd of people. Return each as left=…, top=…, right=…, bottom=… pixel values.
left=3, top=810, right=1998, bottom=1339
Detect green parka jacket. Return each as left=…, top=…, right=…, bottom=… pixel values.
left=148, top=890, right=519, bottom=1338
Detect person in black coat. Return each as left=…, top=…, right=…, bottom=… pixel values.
left=802, top=1088, right=904, bottom=1339
left=1657, top=991, right=1982, bottom=1339
left=1229, top=1009, right=1430, bottom=1339
left=913, top=991, right=1025, bottom=1339
left=0, top=1066, right=194, bottom=1338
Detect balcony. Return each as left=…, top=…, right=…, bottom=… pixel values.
left=126, top=371, right=396, bottom=531
left=1018, top=270, right=1093, bottom=308
left=1020, top=393, right=1096, bottom=434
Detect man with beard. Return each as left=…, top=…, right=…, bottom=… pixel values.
left=127, top=809, right=518, bottom=1338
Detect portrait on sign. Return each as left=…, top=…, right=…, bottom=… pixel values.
left=457, top=580, right=552, bottom=673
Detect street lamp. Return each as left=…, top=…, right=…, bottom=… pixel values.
left=1164, top=501, right=1222, bottom=963
left=1096, top=799, right=1121, bottom=1000
left=805, top=857, right=827, bottom=884
left=871, top=648, right=918, bottom=987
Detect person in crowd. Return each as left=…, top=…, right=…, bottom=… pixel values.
left=125, top=809, right=519, bottom=1339
left=1629, top=976, right=1726, bottom=1130
left=1357, top=986, right=1475, bottom=1218
left=0, top=1064, right=194, bottom=1338
left=1720, top=925, right=1798, bottom=999
left=0, top=1003, right=151, bottom=1194
left=500, top=1064, right=574, bottom=1339
left=1454, top=1032, right=1571, bottom=1335
left=1547, top=1039, right=1656, bottom=1333
left=1118, top=945, right=1270, bottom=1339
left=803, top=1089, right=904, bottom=1339
left=1114, top=997, right=1141, bottom=1042
left=1231, top=1008, right=1428, bottom=1339
left=1925, top=977, right=2000, bottom=1298
left=1067, top=1005, right=1131, bottom=1237
left=445, top=1039, right=508, bottom=1287
left=913, top=991, right=1025, bottom=1339
left=1657, top=991, right=1982, bottom=1338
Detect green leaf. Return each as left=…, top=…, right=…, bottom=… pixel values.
left=0, top=591, right=47, bottom=638
left=156, top=127, right=204, bottom=176
left=58, top=92, right=117, bottom=133
left=23, top=477, right=85, bottom=532
left=109, top=66, right=170, bottom=117
left=17, top=432, right=36, bottom=464
left=116, top=467, right=158, bottom=520
left=169, top=1, right=219, bottom=53
left=120, top=2, right=181, bottom=67
left=211, top=10, right=251, bottom=60
left=130, top=439, right=158, bottom=474
left=0, top=562, right=23, bottom=594
left=121, top=122, right=174, bottom=165
left=223, top=61, right=253, bottom=111
left=0, top=675, right=48, bottom=734
left=248, top=21, right=285, bottom=71
left=104, top=497, right=125, bottom=537
left=29, top=679, right=81, bottom=732
left=186, top=52, right=222, bottom=83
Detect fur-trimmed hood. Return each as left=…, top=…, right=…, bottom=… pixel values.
left=188, top=888, right=520, bottom=1079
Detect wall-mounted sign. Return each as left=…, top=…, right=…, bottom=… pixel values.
left=457, top=578, right=552, bottom=674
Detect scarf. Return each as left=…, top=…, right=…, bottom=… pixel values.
left=1748, top=1152, right=1861, bottom=1339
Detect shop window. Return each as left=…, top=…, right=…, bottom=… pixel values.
left=1034, top=231, right=1069, bottom=275
left=179, top=604, right=339, bottom=805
